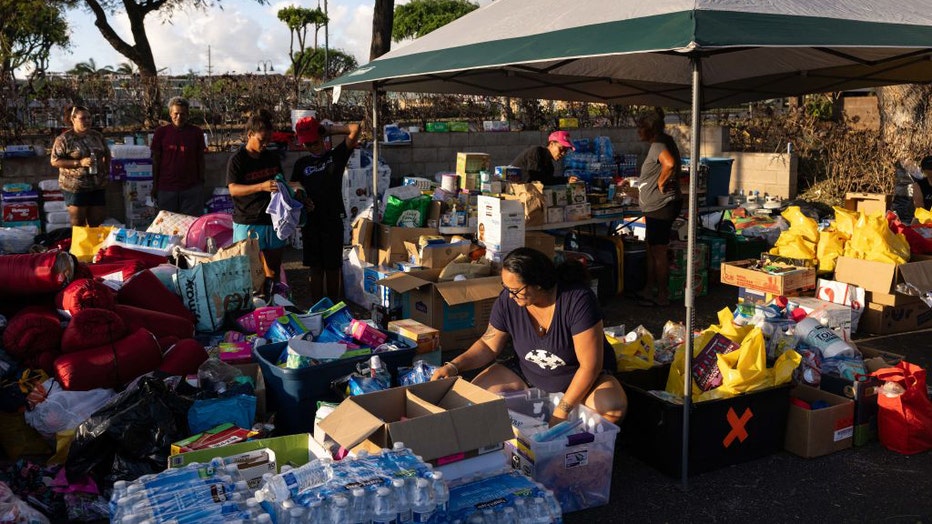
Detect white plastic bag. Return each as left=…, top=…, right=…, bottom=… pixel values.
left=24, top=379, right=116, bottom=436
left=0, top=481, right=49, bottom=524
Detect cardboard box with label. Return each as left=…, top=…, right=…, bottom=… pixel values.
left=858, top=301, right=932, bottom=335
left=816, top=278, right=865, bottom=333
left=403, top=241, right=471, bottom=269
left=318, top=377, right=513, bottom=463
left=784, top=385, right=854, bottom=458
left=477, top=196, right=525, bottom=253
left=169, top=433, right=320, bottom=485
left=787, top=296, right=855, bottom=340
left=844, top=192, right=890, bottom=216
left=378, top=269, right=502, bottom=351
left=720, top=259, right=816, bottom=296
left=833, top=256, right=932, bottom=307
left=387, top=318, right=440, bottom=354
left=456, top=152, right=491, bottom=182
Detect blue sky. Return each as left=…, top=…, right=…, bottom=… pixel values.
left=42, top=1, right=385, bottom=75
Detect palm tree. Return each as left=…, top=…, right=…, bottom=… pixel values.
left=115, top=62, right=137, bottom=76
left=68, top=58, right=98, bottom=76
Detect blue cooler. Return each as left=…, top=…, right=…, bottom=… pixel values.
left=254, top=333, right=417, bottom=434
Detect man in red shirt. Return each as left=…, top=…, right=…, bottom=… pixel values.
left=151, top=97, right=206, bottom=215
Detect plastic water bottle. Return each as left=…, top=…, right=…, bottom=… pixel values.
left=372, top=486, right=398, bottom=524
left=88, top=151, right=98, bottom=175
left=512, top=498, right=530, bottom=520
left=330, top=494, right=351, bottom=523
left=795, top=317, right=857, bottom=358
left=500, top=506, right=518, bottom=524
left=350, top=487, right=370, bottom=523
left=430, top=470, right=449, bottom=514
left=543, top=490, right=563, bottom=523
left=392, top=478, right=412, bottom=523
left=255, top=459, right=330, bottom=502
left=529, top=497, right=552, bottom=523
left=411, top=478, right=435, bottom=523
left=306, top=499, right=325, bottom=523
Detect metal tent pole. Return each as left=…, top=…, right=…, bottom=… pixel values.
left=371, top=88, right=381, bottom=223
left=682, top=55, right=702, bottom=490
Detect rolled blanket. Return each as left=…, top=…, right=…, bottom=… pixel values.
left=54, top=328, right=162, bottom=391
left=84, top=260, right=146, bottom=281
left=93, top=245, right=168, bottom=268
left=61, top=308, right=127, bottom=353
left=114, top=304, right=195, bottom=340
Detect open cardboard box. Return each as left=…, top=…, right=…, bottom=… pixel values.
left=378, top=268, right=502, bottom=351
left=785, top=385, right=854, bottom=458
left=720, top=258, right=816, bottom=296
left=403, top=241, right=471, bottom=269
left=318, top=377, right=513, bottom=463
left=352, top=217, right=440, bottom=266
left=833, top=255, right=932, bottom=307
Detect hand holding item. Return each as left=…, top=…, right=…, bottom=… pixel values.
left=431, top=361, right=458, bottom=381
left=267, top=179, right=279, bottom=193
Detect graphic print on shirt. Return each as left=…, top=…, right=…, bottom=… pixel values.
left=525, top=349, right=566, bottom=371
left=243, top=166, right=279, bottom=183
left=301, top=156, right=333, bottom=179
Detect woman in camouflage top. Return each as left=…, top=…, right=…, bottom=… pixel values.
left=50, top=105, right=110, bottom=226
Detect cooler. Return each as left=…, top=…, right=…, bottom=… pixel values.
left=253, top=334, right=417, bottom=434
left=502, top=389, right=619, bottom=513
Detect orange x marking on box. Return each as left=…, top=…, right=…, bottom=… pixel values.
left=723, top=407, right=753, bottom=447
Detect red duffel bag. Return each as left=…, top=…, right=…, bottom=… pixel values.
left=93, top=245, right=168, bottom=268
left=114, top=304, right=195, bottom=340
left=116, top=269, right=195, bottom=323
left=54, top=327, right=162, bottom=391
left=0, top=251, right=75, bottom=297
left=61, top=308, right=127, bottom=353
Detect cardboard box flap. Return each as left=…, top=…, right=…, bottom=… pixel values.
left=403, top=241, right=471, bottom=268
left=896, top=260, right=932, bottom=296
left=833, top=257, right=898, bottom=294
left=434, top=276, right=503, bottom=306
left=318, top=397, right=387, bottom=452
left=406, top=391, right=446, bottom=418
left=378, top=271, right=434, bottom=294
left=410, top=379, right=514, bottom=452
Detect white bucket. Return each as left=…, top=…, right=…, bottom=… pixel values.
left=441, top=174, right=459, bottom=193
left=716, top=195, right=731, bottom=206
left=291, top=109, right=317, bottom=132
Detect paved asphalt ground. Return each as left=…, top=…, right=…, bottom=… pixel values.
left=283, top=248, right=932, bottom=523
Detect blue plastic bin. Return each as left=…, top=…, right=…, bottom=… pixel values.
left=683, top=157, right=735, bottom=206
left=253, top=334, right=417, bottom=435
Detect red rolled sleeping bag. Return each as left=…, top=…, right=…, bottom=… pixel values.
left=116, top=269, right=195, bottom=323
left=114, top=304, right=195, bottom=340
left=83, top=260, right=147, bottom=281
left=0, top=251, right=75, bottom=296
left=94, top=245, right=168, bottom=268
left=54, top=327, right=162, bottom=390
left=158, top=339, right=208, bottom=376
left=3, top=306, right=62, bottom=362
left=61, top=308, right=127, bottom=353
left=56, top=278, right=116, bottom=315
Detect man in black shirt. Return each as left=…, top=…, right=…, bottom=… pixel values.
left=510, top=130, right=575, bottom=186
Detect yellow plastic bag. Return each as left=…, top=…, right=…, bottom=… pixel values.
left=70, top=225, right=113, bottom=263
left=846, top=213, right=910, bottom=265
left=771, top=231, right=816, bottom=259
left=609, top=326, right=655, bottom=372
left=832, top=206, right=859, bottom=239
left=816, top=228, right=846, bottom=273
left=665, top=308, right=752, bottom=398
left=915, top=208, right=932, bottom=225
left=781, top=206, right=819, bottom=243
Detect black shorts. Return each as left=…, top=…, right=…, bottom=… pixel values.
left=62, top=189, right=106, bottom=207
left=644, top=200, right=682, bottom=246
left=302, top=220, right=344, bottom=270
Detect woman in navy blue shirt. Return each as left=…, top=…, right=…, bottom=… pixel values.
left=432, top=247, right=627, bottom=426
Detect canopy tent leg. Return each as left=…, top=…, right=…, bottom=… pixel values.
left=371, top=88, right=382, bottom=224
left=682, top=55, right=702, bottom=490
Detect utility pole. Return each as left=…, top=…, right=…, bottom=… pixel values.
left=324, top=0, right=330, bottom=80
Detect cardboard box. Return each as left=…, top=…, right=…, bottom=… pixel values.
left=455, top=152, right=491, bottom=178
left=477, top=196, right=525, bottom=252
left=737, top=286, right=770, bottom=306
left=816, top=278, right=865, bottom=332
left=1, top=201, right=39, bottom=223
left=784, top=385, right=854, bottom=458
left=387, top=318, right=440, bottom=354
left=844, top=192, right=890, bottom=216
left=833, top=256, right=932, bottom=306
left=668, top=269, right=708, bottom=301
left=787, top=296, right=855, bottom=340
left=378, top=268, right=502, bottom=351
left=353, top=218, right=440, bottom=266
left=524, top=231, right=556, bottom=259
left=169, top=433, right=315, bottom=473
left=318, top=377, right=513, bottom=463
left=403, top=241, right=471, bottom=269
left=170, top=423, right=255, bottom=455
left=564, top=203, right=591, bottom=221
left=364, top=265, right=403, bottom=309
left=720, top=259, right=816, bottom=296
left=819, top=346, right=903, bottom=446
left=858, top=301, right=932, bottom=335
left=545, top=206, right=565, bottom=224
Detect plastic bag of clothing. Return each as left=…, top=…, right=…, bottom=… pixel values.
left=65, top=376, right=193, bottom=485
left=24, top=379, right=115, bottom=436
left=0, top=480, right=50, bottom=524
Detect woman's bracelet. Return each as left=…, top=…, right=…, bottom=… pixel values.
left=443, top=361, right=459, bottom=376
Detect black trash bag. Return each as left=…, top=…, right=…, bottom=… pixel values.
left=65, top=375, right=194, bottom=487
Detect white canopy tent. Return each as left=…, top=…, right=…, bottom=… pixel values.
left=320, top=0, right=932, bottom=484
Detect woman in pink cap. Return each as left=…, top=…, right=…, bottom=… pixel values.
left=510, top=130, right=576, bottom=186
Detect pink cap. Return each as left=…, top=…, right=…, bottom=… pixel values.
left=548, top=130, right=575, bottom=150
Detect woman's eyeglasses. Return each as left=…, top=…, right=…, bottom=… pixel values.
left=502, top=283, right=529, bottom=298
